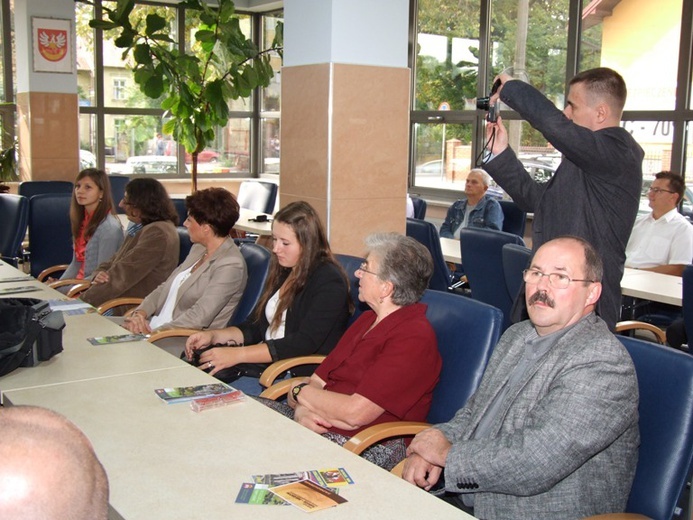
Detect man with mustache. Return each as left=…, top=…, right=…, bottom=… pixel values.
left=402, top=236, right=639, bottom=520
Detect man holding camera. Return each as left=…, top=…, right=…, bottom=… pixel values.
left=483, top=67, right=643, bottom=330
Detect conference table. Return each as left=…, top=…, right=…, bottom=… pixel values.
left=441, top=237, right=683, bottom=307
left=620, top=267, right=682, bottom=307
left=235, top=207, right=273, bottom=235
left=0, top=261, right=471, bottom=520
left=117, top=207, right=273, bottom=237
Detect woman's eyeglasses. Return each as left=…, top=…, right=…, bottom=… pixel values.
left=358, top=262, right=379, bottom=276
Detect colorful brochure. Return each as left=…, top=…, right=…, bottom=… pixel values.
left=270, top=480, right=347, bottom=512
left=87, top=333, right=147, bottom=345
left=154, top=383, right=237, bottom=404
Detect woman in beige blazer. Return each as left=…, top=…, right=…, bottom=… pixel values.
left=122, top=188, right=247, bottom=334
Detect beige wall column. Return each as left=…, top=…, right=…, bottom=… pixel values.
left=281, top=0, right=410, bottom=255
left=15, top=0, right=79, bottom=182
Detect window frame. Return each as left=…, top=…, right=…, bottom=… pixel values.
left=408, top=0, right=693, bottom=201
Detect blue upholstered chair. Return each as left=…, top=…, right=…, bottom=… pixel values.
left=335, top=253, right=369, bottom=326
left=342, top=290, right=503, bottom=453
left=237, top=180, right=278, bottom=215
left=459, top=227, right=525, bottom=331
left=18, top=180, right=73, bottom=199
left=502, top=243, right=532, bottom=306
left=411, top=196, right=427, bottom=220
left=582, top=336, right=693, bottom=520
left=28, top=193, right=73, bottom=278
left=108, top=175, right=129, bottom=214
left=176, top=226, right=193, bottom=266
left=499, top=200, right=527, bottom=238
left=258, top=290, right=504, bottom=449
left=684, top=265, right=693, bottom=343
left=172, top=198, right=188, bottom=226
left=0, top=194, right=29, bottom=267
left=228, top=243, right=271, bottom=326
left=406, top=217, right=452, bottom=292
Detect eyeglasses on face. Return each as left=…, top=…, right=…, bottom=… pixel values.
left=522, top=268, right=596, bottom=289
left=648, top=187, right=675, bottom=195
left=358, top=262, right=379, bottom=276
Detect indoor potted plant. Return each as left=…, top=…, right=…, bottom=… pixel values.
left=88, top=0, right=283, bottom=192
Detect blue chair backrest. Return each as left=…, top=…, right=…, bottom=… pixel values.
left=406, top=218, right=451, bottom=292
left=411, top=196, right=427, bottom=220
left=237, top=181, right=278, bottom=215
left=616, top=335, right=693, bottom=519
left=683, top=265, right=693, bottom=343
left=499, top=200, right=526, bottom=238
left=459, top=227, right=525, bottom=331
left=420, top=290, right=503, bottom=424
left=176, top=227, right=193, bottom=266
left=108, top=175, right=129, bottom=214
left=502, top=243, right=532, bottom=306
left=229, top=243, right=271, bottom=326
left=0, top=194, right=29, bottom=267
left=172, top=198, right=187, bottom=226
left=335, top=253, right=369, bottom=326
left=28, top=193, right=73, bottom=278
left=18, top=180, right=73, bottom=199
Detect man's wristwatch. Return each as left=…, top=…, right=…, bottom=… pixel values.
left=291, top=383, right=309, bottom=402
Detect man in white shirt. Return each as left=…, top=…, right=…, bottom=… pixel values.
left=625, top=171, right=693, bottom=276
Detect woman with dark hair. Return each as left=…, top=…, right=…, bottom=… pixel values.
left=258, top=233, right=441, bottom=470
left=123, top=187, right=247, bottom=333
left=185, top=200, right=351, bottom=396
left=56, top=168, right=123, bottom=282
left=80, top=178, right=180, bottom=307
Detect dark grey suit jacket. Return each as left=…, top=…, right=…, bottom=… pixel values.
left=485, top=80, right=644, bottom=330
left=436, top=314, right=639, bottom=520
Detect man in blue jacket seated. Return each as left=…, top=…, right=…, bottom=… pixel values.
left=439, top=168, right=504, bottom=238
left=402, top=236, right=640, bottom=520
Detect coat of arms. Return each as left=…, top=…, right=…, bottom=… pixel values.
left=37, top=29, right=67, bottom=62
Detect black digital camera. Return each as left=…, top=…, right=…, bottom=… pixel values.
left=476, top=78, right=502, bottom=122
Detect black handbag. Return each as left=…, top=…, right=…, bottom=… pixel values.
left=0, top=298, right=65, bottom=376
left=184, top=344, right=266, bottom=383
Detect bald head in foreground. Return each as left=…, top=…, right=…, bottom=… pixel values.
left=0, top=406, right=109, bottom=520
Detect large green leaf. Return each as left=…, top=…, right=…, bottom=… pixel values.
left=133, top=43, right=153, bottom=65
left=145, top=14, right=167, bottom=36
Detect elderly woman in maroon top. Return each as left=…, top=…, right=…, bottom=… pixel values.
left=260, top=233, right=442, bottom=470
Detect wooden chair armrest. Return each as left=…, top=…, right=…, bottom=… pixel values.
left=148, top=328, right=201, bottom=343
left=37, top=264, right=69, bottom=282
left=66, top=281, right=92, bottom=298
left=615, top=320, right=666, bottom=344
left=47, top=278, right=85, bottom=290
left=258, top=355, right=327, bottom=388
left=581, top=515, right=651, bottom=519
left=258, top=377, right=305, bottom=400
left=342, top=421, right=430, bottom=455
left=96, top=297, right=144, bottom=315
left=390, top=459, right=406, bottom=477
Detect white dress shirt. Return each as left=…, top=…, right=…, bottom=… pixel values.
left=625, top=208, right=693, bottom=268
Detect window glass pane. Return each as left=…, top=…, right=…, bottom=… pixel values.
left=580, top=0, right=682, bottom=110
left=76, top=2, right=95, bottom=107
left=261, top=13, right=282, bottom=112
left=219, top=118, right=250, bottom=173
left=261, top=118, right=280, bottom=173
left=106, top=115, right=182, bottom=176
left=413, top=122, right=475, bottom=190
left=79, top=113, right=96, bottom=167
left=490, top=0, right=569, bottom=102
left=103, top=2, right=174, bottom=108
left=620, top=120, right=675, bottom=175
left=415, top=0, right=481, bottom=111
